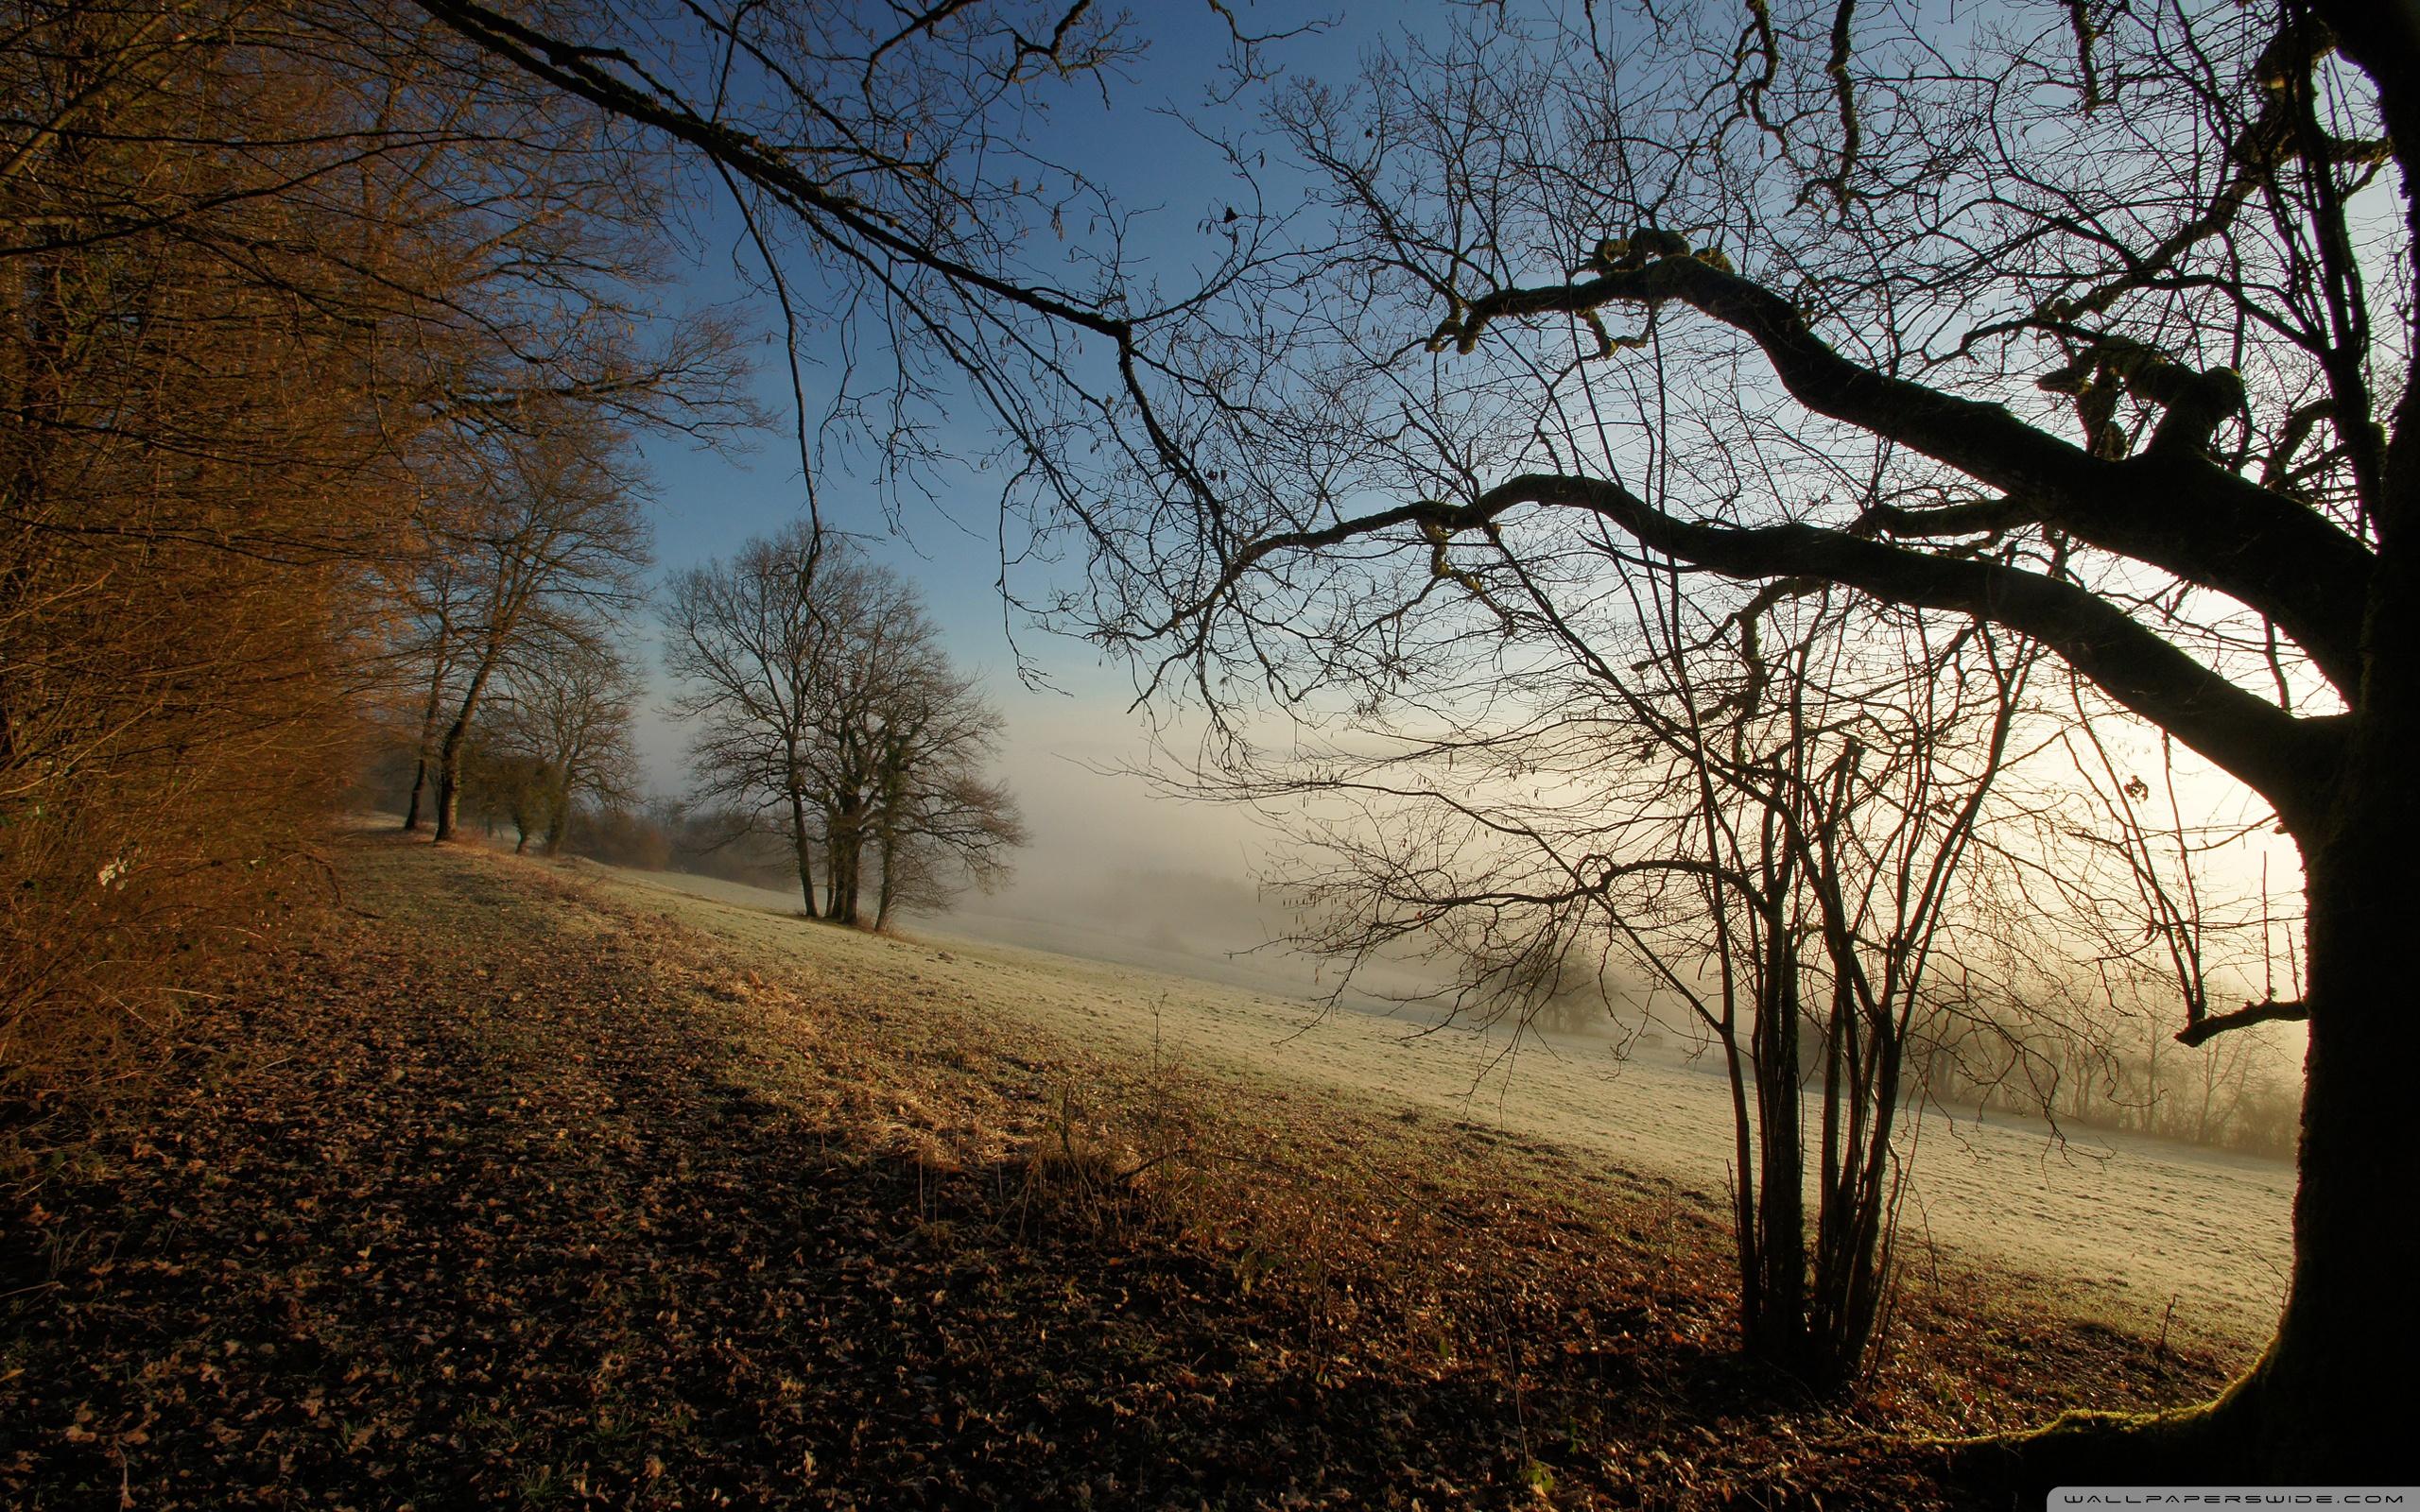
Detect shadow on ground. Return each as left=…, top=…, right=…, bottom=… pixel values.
left=0, top=834, right=2224, bottom=1510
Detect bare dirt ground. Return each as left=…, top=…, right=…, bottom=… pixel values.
left=604, top=866, right=2291, bottom=1356
left=1, top=833, right=2241, bottom=1509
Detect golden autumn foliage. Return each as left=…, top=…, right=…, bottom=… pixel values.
left=0, top=0, right=712, bottom=1102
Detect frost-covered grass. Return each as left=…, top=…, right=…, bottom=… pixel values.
left=592, top=864, right=2290, bottom=1358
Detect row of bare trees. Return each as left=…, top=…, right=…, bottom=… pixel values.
left=1912, top=1005, right=2302, bottom=1160
left=381, top=504, right=1026, bottom=926
left=430, top=642, right=646, bottom=858
left=393, top=405, right=653, bottom=846
left=0, top=0, right=731, bottom=1098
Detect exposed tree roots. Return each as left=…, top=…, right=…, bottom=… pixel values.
left=1940, top=1366, right=2318, bottom=1499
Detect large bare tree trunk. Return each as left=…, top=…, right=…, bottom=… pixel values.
left=2246, top=575, right=2420, bottom=1474
left=1745, top=951, right=1808, bottom=1371
left=786, top=786, right=819, bottom=916
left=824, top=832, right=860, bottom=924
left=1986, top=587, right=2419, bottom=1484
left=2254, top=824, right=2420, bottom=1471
left=1992, top=818, right=2418, bottom=1485
left=822, top=797, right=866, bottom=925
left=433, top=716, right=471, bottom=843
left=541, top=769, right=570, bottom=855
left=403, top=759, right=431, bottom=832
left=431, top=655, right=497, bottom=844
left=873, top=827, right=898, bottom=931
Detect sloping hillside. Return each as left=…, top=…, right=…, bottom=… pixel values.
left=605, top=861, right=2291, bottom=1355
left=0, top=833, right=2228, bottom=1509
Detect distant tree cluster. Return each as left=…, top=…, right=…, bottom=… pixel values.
left=432, top=642, right=647, bottom=859
left=392, top=406, right=655, bottom=851
left=1901, top=933, right=2308, bottom=1163
left=666, top=527, right=1024, bottom=930
left=546, top=799, right=797, bottom=885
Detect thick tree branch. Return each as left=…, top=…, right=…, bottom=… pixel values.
left=1855, top=495, right=2037, bottom=539
left=409, top=0, right=1136, bottom=345
left=1218, top=472, right=2342, bottom=830
left=2177, top=998, right=2310, bottom=1047
left=1450, top=252, right=2374, bottom=691
left=2312, top=0, right=2420, bottom=542
left=2313, top=1, right=2420, bottom=173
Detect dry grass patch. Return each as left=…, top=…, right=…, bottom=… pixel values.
left=0, top=832, right=2230, bottom=1510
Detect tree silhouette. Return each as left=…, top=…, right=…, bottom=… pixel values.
left=1085, top=0, right=2406, bottom=1479
left=666, top=529, right=1021, bottom=927
left=387, top=0, right=2410, bottom=1478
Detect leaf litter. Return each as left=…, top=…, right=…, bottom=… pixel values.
left=1, top=833, right=2232, bottom=1508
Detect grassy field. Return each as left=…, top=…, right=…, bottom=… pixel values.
left=1, top=832, right=2238, bottom=1509
left=612, top=862, right=2290, bottom=1355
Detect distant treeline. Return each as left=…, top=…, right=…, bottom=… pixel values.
left=365, top=741, right=923, bottom=908
left=358, top=747, right=793, bottom=892
left=1909, top=1020, right=2300, bottom=1161
left=1523, top=974, right=2299, bottom=1161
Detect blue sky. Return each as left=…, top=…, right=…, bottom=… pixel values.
left=622, top=3, right=1395, bottom=890
left=633, top=3, right=1378, bottom=628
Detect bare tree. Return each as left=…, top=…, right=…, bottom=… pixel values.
left=421, top=405, right=651, bottom=843
left=1243, top=568, right=2031, bottom=1386
left=664, top=523, right=838, bottom=915
left=867, top=671, right=1026, bottom=931
left=455, top=717, right=547, bottom=851
left=666, top=529, right=1021, bottom=927
left=1618, top=602, right=2035, bottom=1389
left=1041, top=0, right=2407, bottom=1478
left=493, top=638, right=643, bottom=855
left=399, top=547, right=475, bottom=833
